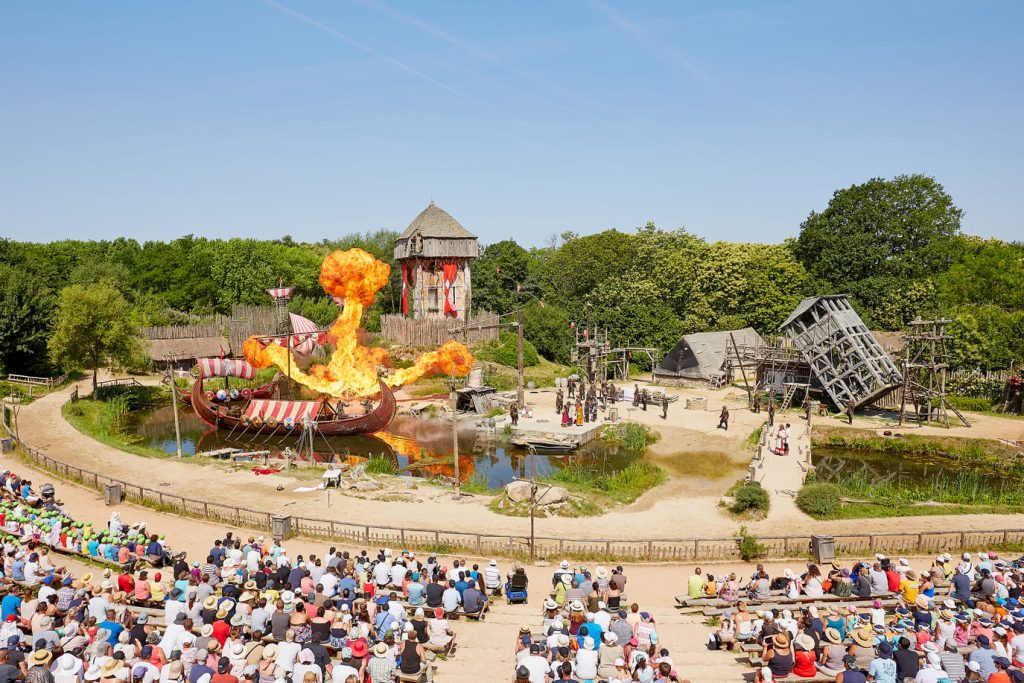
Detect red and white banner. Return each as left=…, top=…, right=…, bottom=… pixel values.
left=401, top=264, right=409, bottom=317
left=442, top=263, right=458, bottom=318
left=197, top=357, right=257, bottom=380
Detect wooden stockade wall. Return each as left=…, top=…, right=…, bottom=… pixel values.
left=142, top=316, right=230, bottom=341
left=142, top=306, right=284, bottom=358
left=6, top=411, right=1024, bottom=562
left=380, top=311, right=500, bottom=347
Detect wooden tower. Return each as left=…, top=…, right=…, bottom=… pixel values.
left=393, top=202, right=479, bottom=321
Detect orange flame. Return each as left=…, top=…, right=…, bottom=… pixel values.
left=243, top=248, right=472, bottom=397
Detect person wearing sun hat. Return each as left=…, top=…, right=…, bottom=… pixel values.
left=816, top=626, right=846, bottom=676
left=760, top=632, right=794, bottom=679
left=364, top=641, right=395, bottom=683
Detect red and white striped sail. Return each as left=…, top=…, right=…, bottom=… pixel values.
left=243, top=399, right=323, bottom=422
left=197, top=357, right=257, bottom=380
left=289, top=313, right=323, bottom=354
left=266, top=287, right=294, bottom=301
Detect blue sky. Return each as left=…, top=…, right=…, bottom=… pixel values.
left=1, top=0, right=1021, bottom=246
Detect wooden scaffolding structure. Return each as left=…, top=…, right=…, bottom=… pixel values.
left=570, top=326, right=660, bottom=383
left=897, top=319, right=970, bottom=427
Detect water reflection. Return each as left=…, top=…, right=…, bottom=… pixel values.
left=127, top=406, right=640, bottom=488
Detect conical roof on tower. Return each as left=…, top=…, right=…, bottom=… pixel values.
left=394, top=202, right=479, bottom=260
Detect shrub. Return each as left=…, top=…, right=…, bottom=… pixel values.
left=736, top=526, right=767, bottom=561
left=731, top=482, right=770, bottom=515
left=475, top=332, right=539, bottom=368
left=796, top=482, right=843, bottom=518
left=943, top=395, right=994, bottom=412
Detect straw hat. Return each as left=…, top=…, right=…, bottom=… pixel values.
left=372, top=642, right=389, bottom=658
left=771, top=633, right=790, bottom=649
left=906, top=570, right=918, bottom=580
left=543, top=598, right=557, bottom=611
left=595, top=566, right=609, bottom=579
left=262, top=644, right=277, bottom=659
left=852, top=628, right=874, bottom=647
left=29, top=650, right=53, bottom=667
left=100, top=659, right=122, bottom=677
left=203, top=596, right=217, bottom=609
left=824, top=627, right=843, bottom=644
left=795, top=634, right=815, bottom=651
left=916, top=595, right=931, bottom=610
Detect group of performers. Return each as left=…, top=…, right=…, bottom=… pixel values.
left=554, top=377, right=617, bottom=427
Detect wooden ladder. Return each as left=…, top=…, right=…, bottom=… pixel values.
left=780, top=384, right=799, bottom=412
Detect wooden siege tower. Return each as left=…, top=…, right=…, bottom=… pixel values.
left=393, top=202, right=479, bottom=321
left=780, top=295, right=902, bottom=409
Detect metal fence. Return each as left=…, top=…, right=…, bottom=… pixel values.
left=6, top=413, right=1024, bottom=562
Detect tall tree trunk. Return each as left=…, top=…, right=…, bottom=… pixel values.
left=92, top=362, right=99, bottom=398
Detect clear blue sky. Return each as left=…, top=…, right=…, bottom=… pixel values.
left=1, top=0, right=1021, bottom=246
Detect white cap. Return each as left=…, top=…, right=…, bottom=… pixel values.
left=963, top=552, right=972, bottom=560
left=560, top=560, right=569, bottom=569
left=761, top=666, right=774, bottom=682
left=968, top=661, right=981, bottom=672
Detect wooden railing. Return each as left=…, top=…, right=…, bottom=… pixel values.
left=4, top=373, right=69, bottom=389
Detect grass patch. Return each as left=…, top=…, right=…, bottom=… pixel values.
left=61, top=386, right=172, bottom=459
left=744, top=426, right=763, bottom=449
left=364, top=455, right=397, bottom=475
left=811, top=426, right=1014, bottom=461
left=545, top=461, right=666, bottom=505
left=459, top=473, right=496, bottom=495
left=487, top=495, right=605, bottom=518
left=599, top=422, right=658, bottom=450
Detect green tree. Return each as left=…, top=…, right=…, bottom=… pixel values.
left=522, top=301, right=572, bottom=363
left=472, top=240, right=534, bottom=315
left=795, top=174, right=963, bottom=283
left=49, top=283, right=143, bottom=396
left=937, top=238, right=1024, bottom=310
left=0, top=265, right=54, bottom=375
left=794, top=175, right=962, bottom=327
left=541, top=229, right=639, bottom=311
left=588, top=279, right=684, bottom=359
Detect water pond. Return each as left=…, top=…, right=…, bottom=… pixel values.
left=127, top=405, right=642, bottom=489
left=811, top=446, right=1024, bottom=504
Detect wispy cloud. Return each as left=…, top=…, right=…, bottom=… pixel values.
left=586, top=0, right=708, bottom=82
left=259, top=0, right=483, bottom=105
left=353, top=0, right=604, bottom=122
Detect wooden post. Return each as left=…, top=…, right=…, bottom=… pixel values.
left=729, top=333, right=752, bottom=407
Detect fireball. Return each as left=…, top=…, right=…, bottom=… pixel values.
left=244, top=248, right=472, bottom=397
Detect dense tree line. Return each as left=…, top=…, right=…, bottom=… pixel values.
left=1, top=174, right=1021, bottom=376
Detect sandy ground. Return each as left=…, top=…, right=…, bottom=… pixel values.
left=14, top=372, right=1024, bottom=543
left=6, top=371, right=1024, bottom=681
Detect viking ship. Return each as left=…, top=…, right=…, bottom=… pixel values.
left=175, top=357, right=280, bottom=406
left=190, top=368, right=397, bottom=437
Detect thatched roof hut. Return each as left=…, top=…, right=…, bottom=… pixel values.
left=657, top=328, right=763, bottom=380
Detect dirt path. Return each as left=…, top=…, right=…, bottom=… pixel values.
left=13, top=373, right=1024, bottom=545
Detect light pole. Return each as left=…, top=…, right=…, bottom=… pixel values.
left=164, top=355, right=183, bottom=458
left=449, top=390, right=460, bottom=499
